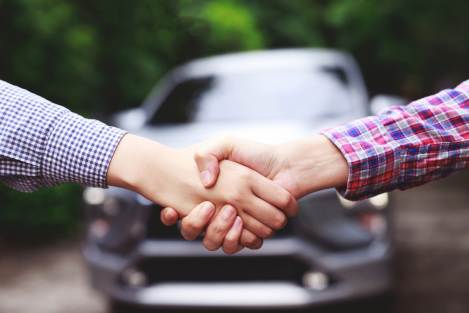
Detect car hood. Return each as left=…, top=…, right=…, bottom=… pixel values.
left=131, top=118, right=352, bottom=148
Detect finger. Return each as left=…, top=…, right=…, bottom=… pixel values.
left=180, top=202, right=215, bottom=240
left=243, top=197, right=287, bottom=230
left=251, top=174, right=299, bottom=217
left=240, top=212, right=274, bottom=239
left=194, top=153, right=220, bottom=188
left=240, top=229, right=263, bottom=249
left=160, top=207, right=179, bottom=226
left=194, top=137, right=235, bottom=188
left=203, top=205, right=237, bottom=251
left=222, top=216, right=243, bottom=255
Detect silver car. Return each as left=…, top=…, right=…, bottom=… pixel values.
left=83, top=49, right=399, bottom=311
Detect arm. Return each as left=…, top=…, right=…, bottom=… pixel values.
left=0, top=80, right=126, bottom=191
left=107, top=134, right=296, bottom=240
left=322, top=79, right=469, bottom=199
left=162, top=79, right=469, bottom=251
left=0, top=80, right=295, bottom=249
left=194, top=80, right=469, bottom=199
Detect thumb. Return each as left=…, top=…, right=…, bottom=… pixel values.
left=194, top=152, right=220, bottom=187
left=194, top=137, right=235, bottom=187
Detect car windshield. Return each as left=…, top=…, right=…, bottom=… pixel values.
left=149, top=68, right=354, bottom=125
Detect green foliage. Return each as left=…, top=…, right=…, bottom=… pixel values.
left=193, top=0, right=264, bottom=51
left=0, top=0, right=467, bottom=240
left=322, top=0, right=469, bottom=95
left=0, top=184, right=82, bottom=240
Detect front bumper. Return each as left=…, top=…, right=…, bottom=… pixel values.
left=84, top=237, right=392, bottom=309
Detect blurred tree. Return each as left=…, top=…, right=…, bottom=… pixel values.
left=0, top=0, right=98, bottom=115
left=183, top=0, right=264, bottom=51
left=0, top=0, right=467, bottom=240
left=0, top=184, right=82, bottom=241
left=322, top=0, right=469, bottom=98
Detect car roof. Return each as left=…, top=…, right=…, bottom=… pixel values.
left=140, top=48, right=368, bottom=117
left=174, top=48, right=356, bottom=78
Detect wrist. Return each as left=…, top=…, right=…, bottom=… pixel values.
left=107, top=134, right=174, bottom=194
left=108, top=135, right=203, bottom=214
left=281, top=135, right=348, bottom=197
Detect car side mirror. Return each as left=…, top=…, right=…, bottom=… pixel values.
left=369, top=95, right=407, bottom=115
left=112, top=108, right=147, bottom=130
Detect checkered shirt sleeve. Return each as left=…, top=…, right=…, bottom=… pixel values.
left=322, top=79, right=469, bottom=200
left=0, top=80, right=127, bottom=192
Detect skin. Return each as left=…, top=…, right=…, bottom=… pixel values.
left=106, top=134, right=298, bottom=249
left=161, top=134, right=349, bottom=254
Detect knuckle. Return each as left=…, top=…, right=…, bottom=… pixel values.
left=247, top=236, right=257, bottom=245
left=203, top=237, right=219, bottom=251
left=240, top=229, right=258, bottom=248
left=279, top=192, right=292, bottom=208
left=247, top=238, right=263, bottom=250
left=222, top=241, right=236, bottom=255
left=181, top=220, right=197, bottom=239
left=211, top=223, right=228, bottom=236
left=261, top=226, right=274, bottom=238
left=272, top=213, right=287, bottom=230
left=223, top=247, right=235, bottom=255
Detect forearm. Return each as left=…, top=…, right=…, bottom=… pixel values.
left=322, top=80, right=469, bottom=200
left=278, top=135, right=348, bottom=198
left=107, top=134, right=163, bottom=190
left=107, top=134, right=181, bottom=198
left=0, top=80, right=126, bottom=191
left=107, top=134, right=212, bottom=215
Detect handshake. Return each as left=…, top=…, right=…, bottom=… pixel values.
left=107, top=134, right=349, bottom=254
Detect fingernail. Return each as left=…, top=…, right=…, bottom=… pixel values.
left=200, top=170, right=212, bottom=186
left=164, top=210, right=173, bottom=220
left=201, top=202, right=214, bottom=216
left=221, top=205, right=235, bottom=220
left=234, top=216, right=242, bottom=229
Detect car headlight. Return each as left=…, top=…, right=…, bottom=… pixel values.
left=83, top=187, right=106, bottom=206
left=337, top=192, right=390, bottom=238
left=83, top=187, right=150, bottom=253
left=337, top=192, right=389, bottom=211
left=368, top=193, right=389, bottom=209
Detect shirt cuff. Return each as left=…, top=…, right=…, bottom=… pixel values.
left=41, top=111, right=127, bottom=188
left=321, top=116, right=401, bottom=200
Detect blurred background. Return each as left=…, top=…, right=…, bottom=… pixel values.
left=0, top=0, right=468, bottom=312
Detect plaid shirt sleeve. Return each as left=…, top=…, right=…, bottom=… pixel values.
left=322, top=79, right=469, bottom=200
left=0, top=80, right=127, bottom=192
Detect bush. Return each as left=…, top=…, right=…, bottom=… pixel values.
left=0, top=184, right=82, bottom=242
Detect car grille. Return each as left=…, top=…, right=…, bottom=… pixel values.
left=135, top=255, right=311, bottom=285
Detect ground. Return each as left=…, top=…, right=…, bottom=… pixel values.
left=0, top=171, right=468, bottom=313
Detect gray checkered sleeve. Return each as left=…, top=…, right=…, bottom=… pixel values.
left=0, top=80, right=127, bottom=192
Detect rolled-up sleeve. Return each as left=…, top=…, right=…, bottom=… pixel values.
left=0, top=80, right=126, bottom=192
left=322, top=80, right=469, bottom=200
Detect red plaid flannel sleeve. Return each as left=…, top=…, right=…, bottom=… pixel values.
left=321, top=80, right=469, bottom=200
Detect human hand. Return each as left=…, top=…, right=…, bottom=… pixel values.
left=161, top=201, right=248, bottom=254
left=107, top=134, right=297, bottom=240
left=161, top=199, right=264, bottom=252
left=161, top=135, right=348, bottom=252
left=194, top=135, right=348, bottom=197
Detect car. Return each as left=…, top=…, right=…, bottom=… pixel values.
left=82, top=48, right=401, bottom=311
